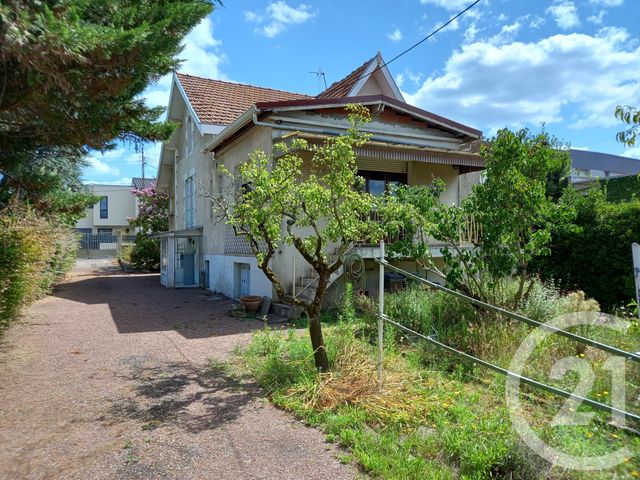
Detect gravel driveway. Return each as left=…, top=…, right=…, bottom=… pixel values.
left=0, top=259, right=358, bottom=480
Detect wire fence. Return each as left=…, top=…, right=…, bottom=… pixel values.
left=374, top=241, right=640, bottom=425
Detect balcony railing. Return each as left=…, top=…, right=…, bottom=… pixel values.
left=359, top=211, right=481, bottom=247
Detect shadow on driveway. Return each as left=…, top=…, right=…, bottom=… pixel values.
left=52, top=270, right=263, bottom=340
left=105, top=360, right=256, bottom=434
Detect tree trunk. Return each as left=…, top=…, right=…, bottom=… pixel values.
left=307, top=304, right=329, bottom=372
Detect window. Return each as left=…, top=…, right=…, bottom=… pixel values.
left=358, top=171, right=407, bottom=196
left=184, top=176, right=195, bottom=228
left=209, top=178, right=214, bottom=220
left=99, top=196, right=108, bottom=219
left=186, top=116, right=195, bottom=155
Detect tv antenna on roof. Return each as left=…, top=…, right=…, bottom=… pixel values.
left=309, top=68, right=327, bottom=90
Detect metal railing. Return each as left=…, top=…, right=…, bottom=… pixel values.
left=360, top=211, right=481, bottom=246
left=292, top=241, right=355, bottom=299
left=374, top=240, right=640, bottom=424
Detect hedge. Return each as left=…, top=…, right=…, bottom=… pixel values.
left=0, top=206, right=78, bottom=330
left=600, top=174, right=640, bottom=203
left=536, top=190, right=640, bottom=310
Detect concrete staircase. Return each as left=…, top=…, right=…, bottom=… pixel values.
left=272, top=244, right=351, bottom=320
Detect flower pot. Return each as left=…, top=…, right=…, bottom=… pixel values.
left=240, top=295, right=262, bottom=313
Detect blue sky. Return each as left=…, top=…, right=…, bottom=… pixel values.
left=84, top=0, right=640, bottom=184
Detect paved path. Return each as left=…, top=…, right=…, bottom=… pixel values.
left=0, top=260, right=357, bottom=480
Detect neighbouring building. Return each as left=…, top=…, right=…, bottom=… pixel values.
left=75, top=177, right=157, bottom=235
left=154, top=53, right=484, bottom=305
left=569, top=149, right=640, bottom=188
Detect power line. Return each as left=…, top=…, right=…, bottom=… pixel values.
left=360, top=0, right=482, bottom=85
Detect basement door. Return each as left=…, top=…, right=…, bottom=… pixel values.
left=235, top=263, right=250, bottom=298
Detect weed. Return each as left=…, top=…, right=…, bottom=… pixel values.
left=141, top=419, right=161, bottom=431
left=240, top=317, right=640, bottom=479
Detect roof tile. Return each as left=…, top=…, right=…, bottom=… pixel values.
left=131, top=177, right=157, bottom=189
left=316, top=56, right=375, bottom=99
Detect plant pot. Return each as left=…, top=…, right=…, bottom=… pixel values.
left=240, top=295, right=262, bottom=313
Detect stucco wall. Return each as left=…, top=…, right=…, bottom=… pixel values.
left=205, top=254, right=273, bottom=299
left=459, top=171, right=484, bottom=201
left=408, top=162, right=460, bottom=205
left=173, top=115, right=215, bottom=233
left=205, top=126, right=273, bottom=257
left=75, top=184, right=136, bottom=232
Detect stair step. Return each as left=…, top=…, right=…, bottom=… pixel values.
left=272, top=302, right=304, bottom=320
left=264, top=313, right=290, bottom=325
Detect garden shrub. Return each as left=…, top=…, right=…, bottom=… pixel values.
left=127, top=187, right=168, bottom=272
left=129, top=235, right=160, bottom=271
left=600, top=174, right=640, bottom=203
left=536, top=190, right=640, bottom=310
left=0, top=205, right=78, bottom=330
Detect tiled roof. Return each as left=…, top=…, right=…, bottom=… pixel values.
left=131, top=177, right=156, bottom=189
left=176, top=73, right=311, bottom=125
left=316, top=56, right=375, bottom=99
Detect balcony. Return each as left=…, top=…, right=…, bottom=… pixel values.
left=354, top=211, right=481, bottom=259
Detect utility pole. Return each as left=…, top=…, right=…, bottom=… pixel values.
left=141, top=145, right=146, bottom=179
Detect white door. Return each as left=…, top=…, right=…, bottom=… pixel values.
left=239, top=264, right=250, bottom=297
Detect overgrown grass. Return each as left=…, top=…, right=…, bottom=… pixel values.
left=239, top=281, right=640, bottom=479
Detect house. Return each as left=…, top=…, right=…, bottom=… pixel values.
left=75, top=177, right=156, bottom=235
left=154, top=53, right=484, bottom=302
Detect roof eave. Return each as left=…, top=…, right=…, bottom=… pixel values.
left=256, top=95, right=482, bottom=139
left=201, top=106, right=257, bottom=153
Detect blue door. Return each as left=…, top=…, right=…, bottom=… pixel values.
left=182, top=253, right=195, bottom=286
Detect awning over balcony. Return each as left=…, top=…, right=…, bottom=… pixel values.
left=278, top=132, right=485, bottom=170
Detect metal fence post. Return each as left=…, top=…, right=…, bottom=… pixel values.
left=377, top=240, right=385, bottom=388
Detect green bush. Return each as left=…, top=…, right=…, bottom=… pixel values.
left=0, top=205, right=78, bottom=330
left=536, top=190, right=640, bottom=310
left=130, top=235, right=160, bottom=271
left=600, top=174, right=640, bottom=203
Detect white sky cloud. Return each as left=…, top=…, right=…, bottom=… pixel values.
left=244, top=11, right=262, bottom=23
left=387, top=28, right=403, bottom=42
left=589, top=0, right=623, bottom=6
left=546, top=1, right=580, bottom=30
left=143, top=16, right=226, bottom=109
left=426, top=17, right=459, bottom=38
left=622, top=147, right=640, bottom=159
left=86, top=156, right=120, bottom=177
left=85, top=178, right=133, bottom=186
left=420, top=0, right=472, bottom=10
left=403, top=28, right=640, bottom=134
left=247, top=2, right=315, bottom=38
left=463, top=23, right=479, bottom=43
left=587, top=11, right=606, bottom=24
left=529, top=15, right=545, bottom=29
left=488, top=21, right=521, bottom=46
